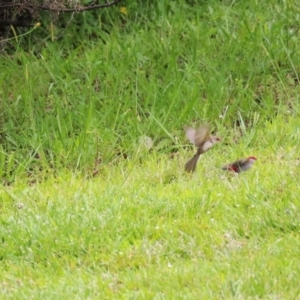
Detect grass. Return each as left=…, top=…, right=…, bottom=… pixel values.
left=1, top=0, right=300, bottom=298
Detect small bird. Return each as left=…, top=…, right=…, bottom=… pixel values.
left=222, top=156, right=257, bottom=173
left=184, top=124, right=221, bottom=172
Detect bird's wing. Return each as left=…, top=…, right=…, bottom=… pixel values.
left=194, top=124, right=211, bottom=148
left=184, top=126, right=196, bottom=145
left=222, top=158, right=247, bottom=170
left=231, top=158, right=248, bottom=168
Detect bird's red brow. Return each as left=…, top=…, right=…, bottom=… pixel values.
left=249, top=156, right=257, bottom=160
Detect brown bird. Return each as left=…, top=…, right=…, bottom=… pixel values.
left=184, top=124, right=221, bottom=172
left=222, top=156, right=257, bottom=173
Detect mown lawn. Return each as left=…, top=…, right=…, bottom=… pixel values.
left=0, top=0, right=300, bottom=298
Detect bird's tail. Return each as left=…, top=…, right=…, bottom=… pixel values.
left=184, top=154, right=200, bottom=173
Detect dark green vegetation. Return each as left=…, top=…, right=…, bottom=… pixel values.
left=0, top=1, right=300, bottom=298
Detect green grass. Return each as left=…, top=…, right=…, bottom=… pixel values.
left=0, top=0, right=300, bottom=298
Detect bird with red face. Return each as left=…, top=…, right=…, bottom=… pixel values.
left=222, top=156, right=257, bottom=173
left=184, top=124, right=221, bottom=173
